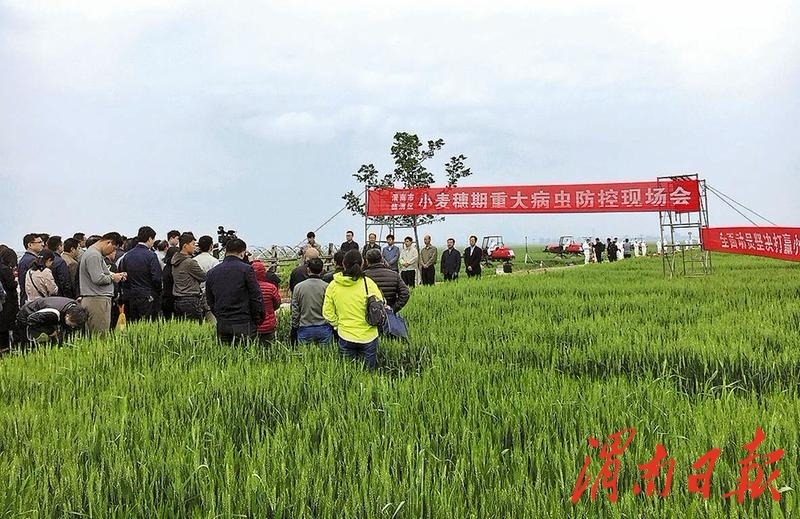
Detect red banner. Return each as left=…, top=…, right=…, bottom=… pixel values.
left=701, top=226, right=800, bottom=262
left=366, top=180, right=700, bottom=216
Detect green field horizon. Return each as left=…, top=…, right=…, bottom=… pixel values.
left=0, top=253, right=797, bottom=517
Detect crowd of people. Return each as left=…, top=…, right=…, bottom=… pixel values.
left=0, top=228, right=487, bottom=369
left=580, top=237, right=656, bottom=264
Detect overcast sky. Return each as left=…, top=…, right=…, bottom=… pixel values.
left=1, top=0, right=798, bottom=249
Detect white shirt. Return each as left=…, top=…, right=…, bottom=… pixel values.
left=399, top=245, right=419, bottom=271
left=194, top=252, right=220, bottom=273
left=194, top=252, right=220, bottom=292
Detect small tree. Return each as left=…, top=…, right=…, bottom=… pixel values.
left=342, top=132, right=472, bottom=255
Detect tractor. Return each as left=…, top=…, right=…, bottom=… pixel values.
left=544, top=235, right=583, bottom=257
left=482, top=235, right=515, bottom=271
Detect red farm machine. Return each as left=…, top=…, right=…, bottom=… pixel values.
left=544, top=235, right=583, bottom=257
left=482, top=235, right=515, bottom=272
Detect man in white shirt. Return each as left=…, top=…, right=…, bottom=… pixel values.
left=194, top=235, right=220, bottom=323
left=195, top=236, right=220, bottom=274
left=399, top=236, right=419, bottom=287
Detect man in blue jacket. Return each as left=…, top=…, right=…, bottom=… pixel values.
left=119, top=226, right=162, bottom=322
left=206, top=238, right=265, bottom=344
left=381, top=234, right=400, bottom=271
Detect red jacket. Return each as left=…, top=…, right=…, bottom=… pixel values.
left=251, top=261, right=281, bottom=333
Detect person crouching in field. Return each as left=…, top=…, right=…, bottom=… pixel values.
left=323, top=249, right=383, bottom=370
left=14, top=296, right=88, bottom=347
left=205, top=239, right=265, bottom=344
left=251, top=260, right=281, bottom=344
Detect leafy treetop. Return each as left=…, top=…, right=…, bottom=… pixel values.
left=343, top=132, right=472, bottom=229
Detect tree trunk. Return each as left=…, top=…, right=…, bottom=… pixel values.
left=412, top=215, right=421, bottom=285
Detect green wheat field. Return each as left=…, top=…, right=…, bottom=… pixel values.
left=0, top=253, right=797, bottom=517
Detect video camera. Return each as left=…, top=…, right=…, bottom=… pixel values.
left=217, top=226, right=238, bottom=247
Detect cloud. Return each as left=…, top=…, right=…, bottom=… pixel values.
left=242, top=111, right=326, bottom=143
left=240, top=105, right=394, bottom=144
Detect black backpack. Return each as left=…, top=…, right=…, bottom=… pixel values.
left=363, top=277, right=387, bottom=327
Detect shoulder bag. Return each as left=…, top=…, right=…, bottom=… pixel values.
left=363, top=277, right=387, bottom=327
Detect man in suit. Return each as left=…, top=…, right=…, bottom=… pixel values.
left=340, top=230, right=360, bottom=253
left=440, top=238, right=461, bottom=281
left=119, top=226, right=163, bottom=322
left=463, top=235, right=482, bottom=278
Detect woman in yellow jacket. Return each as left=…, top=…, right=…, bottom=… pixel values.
left=323, top=249, right=383, bottom=369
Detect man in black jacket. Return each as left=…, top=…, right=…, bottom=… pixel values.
left=463, top=235, right=482, bottom=278
left=119, top=226, right=163, bottom=321
left=607, top=238, right=617, bottom=262
left=14, top=296, right=88, bottom=345
left=340, top=230, right=359, bottom=253
left=593, top=238, right=605, bottom=263
left=361, top=233, right=381, bottom=259
left=206, top=239, right=264, bottom=344
left=363, top=249, right=410, bottom=313
left=440, top=238, right=461, bottom=281
left=47, top=236, right=74, bottom=298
